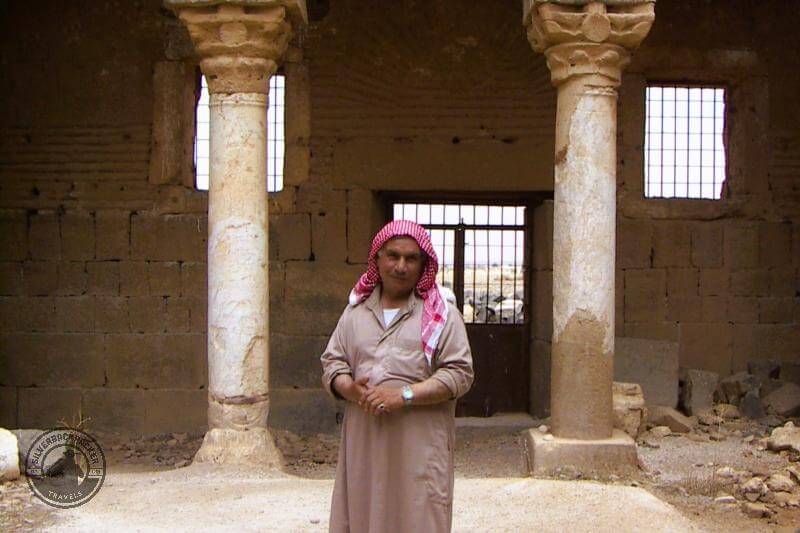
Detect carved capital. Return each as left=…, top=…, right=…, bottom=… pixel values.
left=523, top=1, right=655, bottom=85
left=165, top=1, right=308, bottom=94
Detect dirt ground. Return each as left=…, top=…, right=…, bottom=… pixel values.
left=1, top=415, right=799, bottom=532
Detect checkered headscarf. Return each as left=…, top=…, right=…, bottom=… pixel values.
left=349, top=220, right=448, bottom=363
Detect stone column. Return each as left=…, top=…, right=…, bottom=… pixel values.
left=165, top=0, right=307, bottom=465
left=522, top=0, right=655, bottom=476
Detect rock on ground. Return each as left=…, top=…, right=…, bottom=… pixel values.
left=768, top=422, right=800, bottom=453
left=717, top=372, right=760, bottom=406
left=0, top=428, right=20, bottom=481
left=739, top=391, right=765, bottom=420
left=763, top=383, right=800, bottom=417
left=712, top=403, right=740, bottom=420
left=11, top=429, right=61, bottom=473
left=612, top=381, right=646, bottom=438
left=766, top=473, right=795, bottom=493
left=748, top=359, right=780, bottom=382
left=680, top=368, right=718, bottom=416
left=742, top=502, right=773, bottom=518
left=647, top=406, right=694, bottom=433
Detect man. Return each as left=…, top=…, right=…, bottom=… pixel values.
left=321, top=219, right=474, bottom=533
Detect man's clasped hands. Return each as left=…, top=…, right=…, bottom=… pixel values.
left=339, top=375, right=405, bottom=416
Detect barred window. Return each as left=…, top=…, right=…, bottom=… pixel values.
left=393, top=203, right=527, bottom=325
left=194, top=74, right=285, bottom=192
left=644, top=84, right=727, bottom=200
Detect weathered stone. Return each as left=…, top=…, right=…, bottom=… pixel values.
left=639, top=435, right=660, bottom=448
left=768, top=491, right=799, bottom=507
left=763, top=382, right=800, bottom=416
left=761, top=379, right=785, bottom=398
left=193, top=428, right=281, bottom=468
left=612, top=381, right=645, bottom=438
left=525, top=0, right=654, bottom=444
left=766, top=473, right=795, bottom=493
left=741, top=477, right=766, bottom=496
left=741, top=502, right=772, bottom=518
left=786, top=466, right=800, bottom=484
left=739, top=391, right=766, bottom=420
left=679, top=368, right=719, bottom=415
left=163, top=0, right=307, bottom=464
left=18, top=388, right=82, bottom=429
left=0, top=428, right=20, bottom=481
left=11, top=429, right=65, bottom=474
left=767, top=422, right=800, bottom=453
left=615, top=337, right=679, bottom=407
left=715, top=466, right=736, bottom=478
left=747, top=359, right=780, bottom=381
left=716, top=372, right=760, bottom=405
left=713, top=403, right=740, bottom=420
left=697, top=411, right=724, bottom=426
left=713, top=493, right=736, bottom=504
left=646, top=405, right=693, bottom=433
left=523, top=429, right=639, bottom=479
left=649, top=426, right=671, bottom=438
left=95, top=210, right=130, bottom=260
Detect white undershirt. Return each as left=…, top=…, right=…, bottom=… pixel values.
left=383, top=308, right=400, bottom=327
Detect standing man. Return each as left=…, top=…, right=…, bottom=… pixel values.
left=321, top=220, right=474, bottom=533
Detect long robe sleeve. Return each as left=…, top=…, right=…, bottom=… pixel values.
left=320, top=308, right=353, bottom=400
left=429, top=302, right=474, bottom=400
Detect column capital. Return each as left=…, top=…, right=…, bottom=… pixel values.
left=165, top=0, right=308, bottom=94
left=523, top=0, right=655, bottom=86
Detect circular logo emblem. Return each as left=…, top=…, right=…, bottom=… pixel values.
left=25, top=428, right=106, bottom=508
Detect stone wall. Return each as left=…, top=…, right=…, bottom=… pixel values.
left=0, top=0, right=209, bottom=433
left=0, top=0, right=798, bottom=433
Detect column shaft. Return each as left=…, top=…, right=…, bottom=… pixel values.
left=207, top=92, right=270, bottom=430
left=551, top=75, right=617, bottom=439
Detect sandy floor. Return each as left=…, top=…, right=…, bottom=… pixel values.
left=1, top=415, right=798, bottom=532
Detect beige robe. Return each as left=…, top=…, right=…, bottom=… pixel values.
left=321, top=288, right=474, bottom=533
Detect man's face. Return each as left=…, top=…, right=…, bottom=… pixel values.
left=376, top=237, right=425, bottom=298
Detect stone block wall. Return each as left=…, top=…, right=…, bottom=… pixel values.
left=0, top=209, right=209, bottom=433
left=0, top=1, right=210, bottom=433
left=1, top=0, right=799, bottom=433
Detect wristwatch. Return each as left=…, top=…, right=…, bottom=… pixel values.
left=401, top=385, right=414, bottom=406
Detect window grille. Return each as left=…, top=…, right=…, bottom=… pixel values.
left=393, top=203, right=527, bottom=325
left=195, top=74, right=285, bottom=192
left=644, top=84, right=726, bottom=200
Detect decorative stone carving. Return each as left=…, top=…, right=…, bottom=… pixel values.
left=521, top=1, right=656, bottom=476
left=523, top=1, right=655, bottom=85
left=163, top=0, right=307, bottom=465
left=165, top=0, right=307, bottom=93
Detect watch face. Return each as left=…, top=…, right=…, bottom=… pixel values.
left=402, top=388, right=413, bottom=400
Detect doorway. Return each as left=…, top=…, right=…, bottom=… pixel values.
left=391, top=200, right=531, bottom=416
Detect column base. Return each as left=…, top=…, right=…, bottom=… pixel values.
left=523, top=428, right=638, bottom=479
left=193, top=428, right=283, bottom=468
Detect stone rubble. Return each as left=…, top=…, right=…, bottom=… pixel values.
left=646, top=406, right=694, bottom=433
left=716, top=372, right=761, bottom=406
left=712, top=403, right=741, bottom=420
left=763, top=383, right=800, bottom=417
left=741, top=502, right=773, bottom=518
left=612, top=382, right=646, bottom=438
left=765, top=473, right=795, bottom=493
left=767, top=422, right=800, bottom=453
left=738, top=391, right=766, bottom=420
left=679, top=368, right=719, bottom=416
left=0, top=429, right=20, bottom=481
left=747, top=360, right=781, bottom=382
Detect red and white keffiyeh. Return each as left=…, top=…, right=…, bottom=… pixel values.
left=348, top=220, right=448, bottom=363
